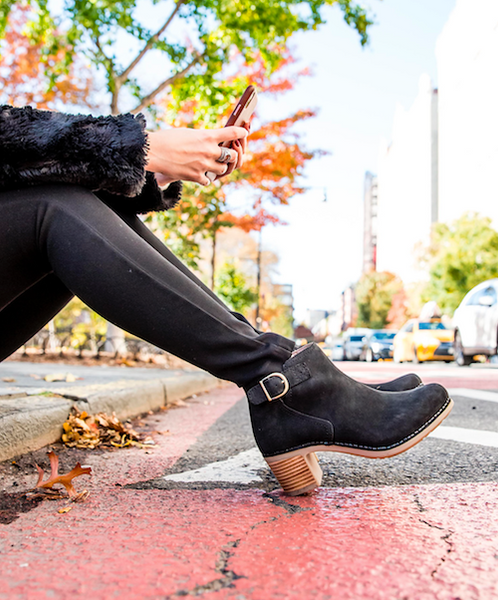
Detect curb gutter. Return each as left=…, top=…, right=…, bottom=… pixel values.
left=0, top=373, right=221, bottom=462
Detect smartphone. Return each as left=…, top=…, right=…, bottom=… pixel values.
left=206, top=85, right=258, bottom=182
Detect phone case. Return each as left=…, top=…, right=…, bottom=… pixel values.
left=206, top=86, right=258, bottom=182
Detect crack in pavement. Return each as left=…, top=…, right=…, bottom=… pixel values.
left=412, top=493, right=428, bottom=513
left=429, top=529, right=455, bottom=579
left=262, top=491, right=312, bottom=515
left=169, top=540, right=244, bottom=598
left=166, top=492, right=310, bottom=597
left=414, top=494, right=455, bottom=579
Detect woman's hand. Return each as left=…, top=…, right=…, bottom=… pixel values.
left=146, top=126, right=248, bottom=187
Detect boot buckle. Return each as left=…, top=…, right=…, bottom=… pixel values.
left=259, top=373, right=290, bottom=402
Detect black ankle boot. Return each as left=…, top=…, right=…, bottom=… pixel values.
left=367, top=373, right=422, bottom=392
left=246, top=343, right=452, bottom=496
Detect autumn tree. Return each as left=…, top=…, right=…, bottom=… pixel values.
left=0, top=0, right=374, bottom=115
left=421, top=213, right=498, bottom=314
left=146, top=47, right=322, bottom=296
left=0, top=4, right=94, bottom=108
left=356, top=271, right=403, bottom=330
left=0, top=0, right=374, bottom=351
left=212, top=229, right=294, bottom=335
left=386, top=288, right=409, bottom=329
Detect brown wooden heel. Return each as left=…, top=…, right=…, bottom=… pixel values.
left=266, top=452, right=323, bottom=496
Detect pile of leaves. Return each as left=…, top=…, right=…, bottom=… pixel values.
left=62, top=409, right=155, bottom=450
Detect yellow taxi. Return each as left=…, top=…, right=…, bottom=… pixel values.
left=393, top=318, right=454, bottom=363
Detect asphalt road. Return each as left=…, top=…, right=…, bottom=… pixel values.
left=1, top=359, right=498, bottom=599
left=147, top=360, right=498, bottom=492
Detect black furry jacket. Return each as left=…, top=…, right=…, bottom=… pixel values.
left=0, top=105, right=181, bottom=214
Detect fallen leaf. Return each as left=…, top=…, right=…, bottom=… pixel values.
left=62, top=409, right=155, bottom=449
left=2, top=377, right=16, bottom=382
left=170, top=399, right=187, bottom=408
left=72, top=490, right=90, bottom=503
left=58, top=505, right=74, bottom=514
left=36, top=451, right=92, bottom=498
left=43, top=373, right=65, bottom=382
left=43, top=373, right=80, bottom=382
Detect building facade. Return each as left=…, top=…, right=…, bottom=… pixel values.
left=436, top=0, right=498, bottom=225
left=376, top=74, right=439, bottom=283
left=362, top=172, right=378, bottom=274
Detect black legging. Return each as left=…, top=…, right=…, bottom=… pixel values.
left=0, top=184, right=294, bottom=387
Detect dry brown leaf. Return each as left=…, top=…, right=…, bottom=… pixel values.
left=72, top=490, right=90, bottom=503
left=58, top=505, right=74, bottom=514
left=2, top=377, right=16, bottom=382
left=36, top=450, right=92, bottom=498
left=62, top=408, right=155, bottom=450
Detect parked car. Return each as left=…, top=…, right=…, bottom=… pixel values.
left=393, top=318, right=454, bottom=363
left=360, top=330, right=397, bottom=362
left=318, top=340, right=345, bottom=361
left=330, top=340, right=345, bottom=361
left=453, top=279, right=498, bottom=366
left=343, top=333, right=366, bottom=361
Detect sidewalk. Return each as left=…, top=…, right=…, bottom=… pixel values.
left=0, top=360, right=222, bottom=462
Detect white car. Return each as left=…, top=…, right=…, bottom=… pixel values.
left=453, top=279, right=498, bottom=366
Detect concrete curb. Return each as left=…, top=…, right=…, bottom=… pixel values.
left=0, top=372, right=222, bottom=463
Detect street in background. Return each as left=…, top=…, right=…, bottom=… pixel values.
left=454, top=279, right=498, bottom=366
left=393, top=318, right=454, bottom=364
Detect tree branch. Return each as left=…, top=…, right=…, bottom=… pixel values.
left=130, top=53, right=202, bottom=114
left=117, top=0, right=186, bottom=85
left=93, top=37, right=121, bottom=114
left=94, top=37, right=115, bottom=76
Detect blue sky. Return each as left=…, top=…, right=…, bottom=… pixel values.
left=258, top=0, right=457, bottom=322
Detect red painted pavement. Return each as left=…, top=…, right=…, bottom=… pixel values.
left=341, top=361, right=498, bottom=390
left=1, top=370, right=498, bottom=598
left=0, top=483, right=497, bottom=599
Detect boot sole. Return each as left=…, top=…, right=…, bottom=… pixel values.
left=265, top=397, right=454, bottom=496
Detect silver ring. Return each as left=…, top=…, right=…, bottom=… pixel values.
left=216, top=147, right=232, bottom=164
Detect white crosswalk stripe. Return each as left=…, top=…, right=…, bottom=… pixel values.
left=448, top=388, right=498, bottom=404
left=429, top=426, right=498, bottom=448
left=164, top=448, right=266, bottom=484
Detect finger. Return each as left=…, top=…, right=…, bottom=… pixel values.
left=218, top=145, right=241, bottom=180
left=215, top=126, right=248, bottom=143
left=215, top=164, right=231, bottom=181
left=223, top=161, right=236, bottom=178
left=213, top=146, right=237, bottom=163
left=240, top=136, right=247, bottom=154
left=233, top=140, right=244, bottom=169
left=210, top=161, right=231, bottom=176
left=199, top=174, right=212, bottom=186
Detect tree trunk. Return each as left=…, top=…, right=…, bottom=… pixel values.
left=104, top=322, right=127, bottom=356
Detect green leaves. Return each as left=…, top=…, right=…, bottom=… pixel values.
left=0, top=0, right=375, bottom=113
left=422, top=213, right=498, bottom=314
left=215, top=261, right=258, bottom=313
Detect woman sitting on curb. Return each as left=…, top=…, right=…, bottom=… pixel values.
left=0, top=106, right=453, bottom=495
